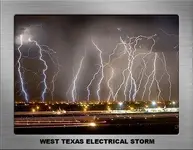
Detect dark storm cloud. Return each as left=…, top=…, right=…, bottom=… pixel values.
left=14, top=15, right=179, bottom=102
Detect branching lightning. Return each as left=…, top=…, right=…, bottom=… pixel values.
left=16, top=25, right=177, bottom=103
left=148, top=53, right=158, bottom=101
left=92, top=40, right=105, bottom=101
left=16, top=26, right=60, bottom=102
left=28, top=38, right=48, bottom=102
left=17, top=35, right=29, bottom=102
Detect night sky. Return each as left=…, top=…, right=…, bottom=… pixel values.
left=14, top=15, right=179, bottom=102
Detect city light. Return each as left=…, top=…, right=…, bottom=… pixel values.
left=107, top=106, right=111, bottom=111
left=56, top=111, right=61, bottom=115
left=89, top=122, right=96, bottom=127
left=118, top=102, right=123, bottom=106
left=151, top=101, right=156, bottom=106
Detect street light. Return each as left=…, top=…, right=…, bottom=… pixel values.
left=118, top=102, right=123, bottom=110
left=151, top=101, right=156, bottom=106
left=36, top=106, right=40, bottom=110
left=118, top=102, right=123, bottom=106
left=89, top=122, right=96, bottom=127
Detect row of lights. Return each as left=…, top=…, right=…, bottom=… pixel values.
left=31, top=106, right=40, bottom=112
left=151, top=100, right=176, bottom=106
left=30, top=101, right=177, bottom=112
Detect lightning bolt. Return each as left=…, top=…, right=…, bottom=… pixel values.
left=162, top=52, right=172, bottom=101
left=120, top=36, right=132, bottom=101
left=120, top=34, right=157, bottom=101
left=92, top=39, right=104, bottom=101
left=148, top=53, right=158, bottom=101
left=16, top=25, right=61, bottom=103
left=87, top=41, right=125, bottom=102
left=28, top=38, right=48, bottom=102
left=155, top=54, right=167, bottom=101
left=122, top=35, right=142, bottom=101
left=16, top=25, right=177, bottom=104
left=104, top=43, right=127, bottom=101
left=128, top=37, right=143, bottom=101
left=43, top=49, right=61, bottom=100
left=106, top=43, right=122, bottom=65
left=17, top=35, right=29, bottom=102
left=141, top=54, right=155, bottom=101
left=135, top=36, right=156, bottom=101
left=155, top=77, right=162, bottom=101
left=50, top=59, right=61, bottom=101
left=87, top=65, right=101, bottom=101
left=113, top=68, right=127, bottom=101
left=107, top=65, right=114, bottom=101
left=135, top=55, right=149, bottom=101
left=71, top=56, right=85, bottom=102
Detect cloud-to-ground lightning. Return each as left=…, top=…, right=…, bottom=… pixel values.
left=119, top=34, right=157, bottom=101
left=71, top=56, right=85, bottom=102
left=120, top=36, right=132, bottom=101
left=156, top=54, right=168, bottom=101
left=128, top=37, right=143, bottom=101
left=141, top=54, right=156, bottom=101
left=33, top=47, right=61, bottom=101
left=16, top=35, right=29, bottom=102
left=107, top=65, right=114, bottom=101
left=155, top=77, right=162, bottom=101
left=28, top=38, right=48, bottom=102
left=15, top=23, right=177, bottom=103
left=41, top=46, right=61, bottom=100
left=16, top=24, right=61, bottom=102
left=135, top=35, right=157, bottom=101
left=92, top=39, right=105, bottom=101
left=49, top=58, right=61, bottom=101
left=87, top=65, right=101, bottom=101
left=148, top=53, right=158, bottom=101
left=86, top=41, right=125, bottom=102
left=113, top=68, right=128, bottom=101
left=162, top=52, right=172, bottom=101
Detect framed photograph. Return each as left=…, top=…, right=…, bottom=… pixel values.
left=14, top=15, right=179, bottom=135
left=1, top=0, right=193, bottom=149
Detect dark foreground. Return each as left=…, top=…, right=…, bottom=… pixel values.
left=15, top=123, right=178, bottom=134
left=15, top=112, right=179, bottom=134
